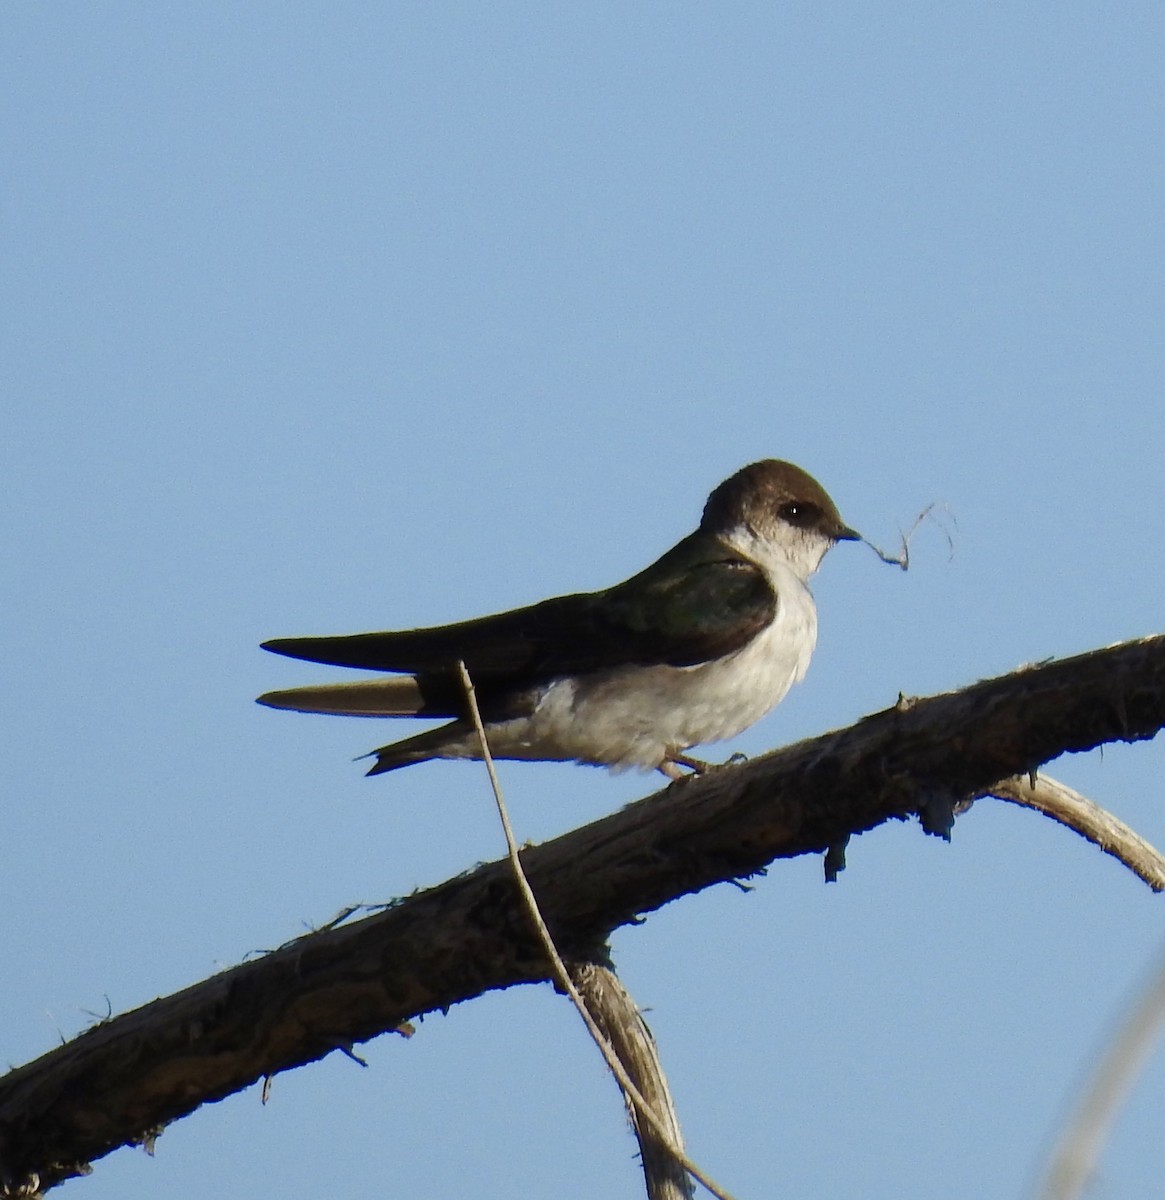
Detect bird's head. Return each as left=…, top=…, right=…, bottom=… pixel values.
left=701, top=460, right=860, bottom=580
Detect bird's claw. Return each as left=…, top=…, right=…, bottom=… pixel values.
left=659, top=750, right=750, bottom=780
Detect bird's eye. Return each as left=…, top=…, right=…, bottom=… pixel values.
left=778, top=500, right=820, bottom=527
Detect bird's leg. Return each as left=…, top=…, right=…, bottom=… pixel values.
left=660, top=751, right=712, bottom=778
left=659, top=750, right=749, bottom=779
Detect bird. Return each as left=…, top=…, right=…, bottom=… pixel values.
left=258, top=459, right=860, bottom=778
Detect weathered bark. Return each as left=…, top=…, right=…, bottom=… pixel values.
left=2, top=635, right=1163, bottom=1195
left=573, top=962, right=695, bottom=1200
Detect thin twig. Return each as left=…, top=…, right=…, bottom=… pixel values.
left=1037, top=947, right=1165, bottom=1200
left=987, top=774, right=1165, bottom=892
left=456, top=662, right=738, bottom=1200
left=862, top=502, right=954, bottom=570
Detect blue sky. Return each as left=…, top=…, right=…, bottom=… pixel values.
left=3, top=4, right=1164, bottom=1197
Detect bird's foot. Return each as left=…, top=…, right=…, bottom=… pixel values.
left=671, top=753, right=715, bottom=772
left=659, top=751, right=749, bottom=780
left=659, top=751, right=728, bottom=780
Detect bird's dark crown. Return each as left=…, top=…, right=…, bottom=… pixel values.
left=700, top=459, right=851, bottom=541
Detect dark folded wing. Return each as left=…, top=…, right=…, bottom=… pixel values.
left=262, top=535, right=776, bottom=687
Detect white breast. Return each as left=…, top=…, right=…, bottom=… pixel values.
left=487, top=559, right=819, bottom=771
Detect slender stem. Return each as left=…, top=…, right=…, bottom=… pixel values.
left=456, top=662, right=738, bottom=1200
left=1037, top=951, right=1165, bottom=1200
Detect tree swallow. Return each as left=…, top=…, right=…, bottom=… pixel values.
left=258, top=460, right=859, bottom=778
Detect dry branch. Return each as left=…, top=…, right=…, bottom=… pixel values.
left=988, top=773, right=1165, bottom=891
left=2, top=635, right=1164, bottom=1195
left=573, top=963, right=695, bottom=1200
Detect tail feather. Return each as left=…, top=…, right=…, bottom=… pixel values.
left=362, top=721, right=474, bottom=775
left=258, top=675, right=483, bottom=776
left=256, top=677, right=429, bottom=717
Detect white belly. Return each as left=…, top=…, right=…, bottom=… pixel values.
left=483, top=566, right=819, bottom=771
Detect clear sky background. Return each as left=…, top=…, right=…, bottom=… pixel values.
left=3, top=4, right=1164, bottom=1198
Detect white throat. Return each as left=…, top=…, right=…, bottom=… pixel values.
left=721, top=521, right=833, bottom=583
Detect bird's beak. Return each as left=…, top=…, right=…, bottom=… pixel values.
left=835, top=525, right=862, bottom=542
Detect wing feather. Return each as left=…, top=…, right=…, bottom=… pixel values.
left=261, top=534, right=776, bottom=690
